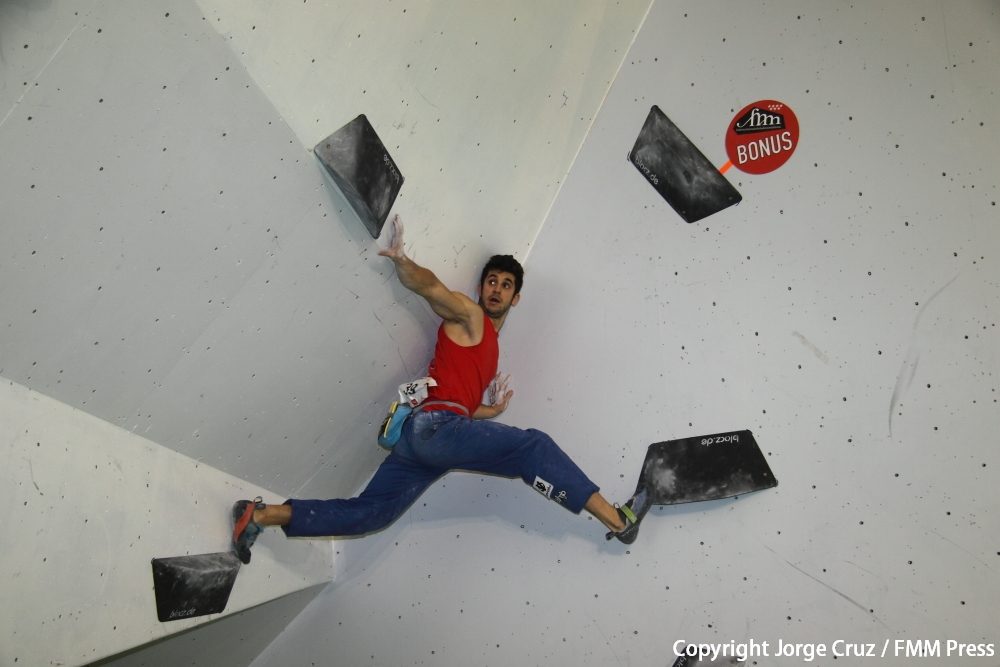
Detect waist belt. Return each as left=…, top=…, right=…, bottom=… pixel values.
left=417, top=400, right=470, bottom=416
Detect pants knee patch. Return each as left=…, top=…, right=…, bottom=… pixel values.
left=532, top=476, right=553, bottom=498
left=532, top=476, right=569, bottom=505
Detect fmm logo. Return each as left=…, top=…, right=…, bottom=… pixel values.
left=733, top=106, right=785, bottom=134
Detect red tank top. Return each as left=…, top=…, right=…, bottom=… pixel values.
left=426, top=312, right=499, bottom=416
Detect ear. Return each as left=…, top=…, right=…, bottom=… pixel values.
left=511, top=292, right=521, bottom=307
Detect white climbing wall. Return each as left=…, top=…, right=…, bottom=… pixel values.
left=3, top=1, right=997, bottom=666
left=251, top=1, right=999, bottom=666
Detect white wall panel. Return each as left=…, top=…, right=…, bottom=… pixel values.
left=195, top=0, right=651, bottom=265
left=0, top=378, right=332, bottom=667
left=0, top=0, right=648, bottom=664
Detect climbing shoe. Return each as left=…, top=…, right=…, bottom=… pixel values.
left=606, top=487, right=651, bottom=545
left=232, top=496, right=265, bottom=564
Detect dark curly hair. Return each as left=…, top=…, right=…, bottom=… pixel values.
left=480, top=255, right=524, bottom=295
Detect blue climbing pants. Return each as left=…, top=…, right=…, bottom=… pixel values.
left=282, top=409, right=600, bottom=537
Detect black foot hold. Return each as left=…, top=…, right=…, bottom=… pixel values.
left=151, top=552, right=241, bottom=622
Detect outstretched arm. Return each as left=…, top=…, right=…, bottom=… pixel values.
left=379, top=215, right=479, bottom=328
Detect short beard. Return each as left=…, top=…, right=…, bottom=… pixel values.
left=480, top=298, right=509, bottom=319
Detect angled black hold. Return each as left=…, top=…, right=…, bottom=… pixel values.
left=151, top=552, right=241, bottom=622
left=628, top=105, right=741, bottom=223
left=636, top=430, right=777, bottom=505
left=672, top=654, right=699, bottom=667
left=314, top=114, right=404, bottom=239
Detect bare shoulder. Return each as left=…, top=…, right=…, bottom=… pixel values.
left=441, top=296, right=485, bottom=346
